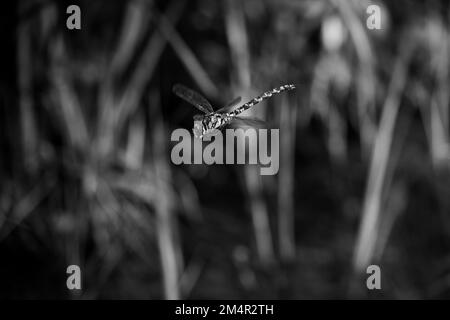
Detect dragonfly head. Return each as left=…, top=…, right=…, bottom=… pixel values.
left=193, top=116, right=205, bottom=139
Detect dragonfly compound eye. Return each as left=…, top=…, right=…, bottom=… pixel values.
left=193, top=120, right=204, bottom=139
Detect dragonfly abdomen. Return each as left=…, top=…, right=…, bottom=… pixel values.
left=227, top=84, right=295, bottom=117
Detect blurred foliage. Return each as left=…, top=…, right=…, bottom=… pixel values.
left=1, top=0, right=450, bottom=299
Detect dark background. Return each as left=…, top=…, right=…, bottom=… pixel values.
left=1, top=0, right=450, bottom=299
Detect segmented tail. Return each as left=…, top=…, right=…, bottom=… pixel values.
left=227, top=84, right=295, bottom=117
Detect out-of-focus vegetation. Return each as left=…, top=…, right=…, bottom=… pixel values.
left=1, top=0, right=450, bottom=299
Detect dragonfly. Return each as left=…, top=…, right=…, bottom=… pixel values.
left=173, top=84, right=296, bottom=139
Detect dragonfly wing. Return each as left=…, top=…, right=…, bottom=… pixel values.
left=229, top=116, right=267, bottom=129
left=173, top=84, right=214, bottom=114
left=216, top=96, right=242, bottom=114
